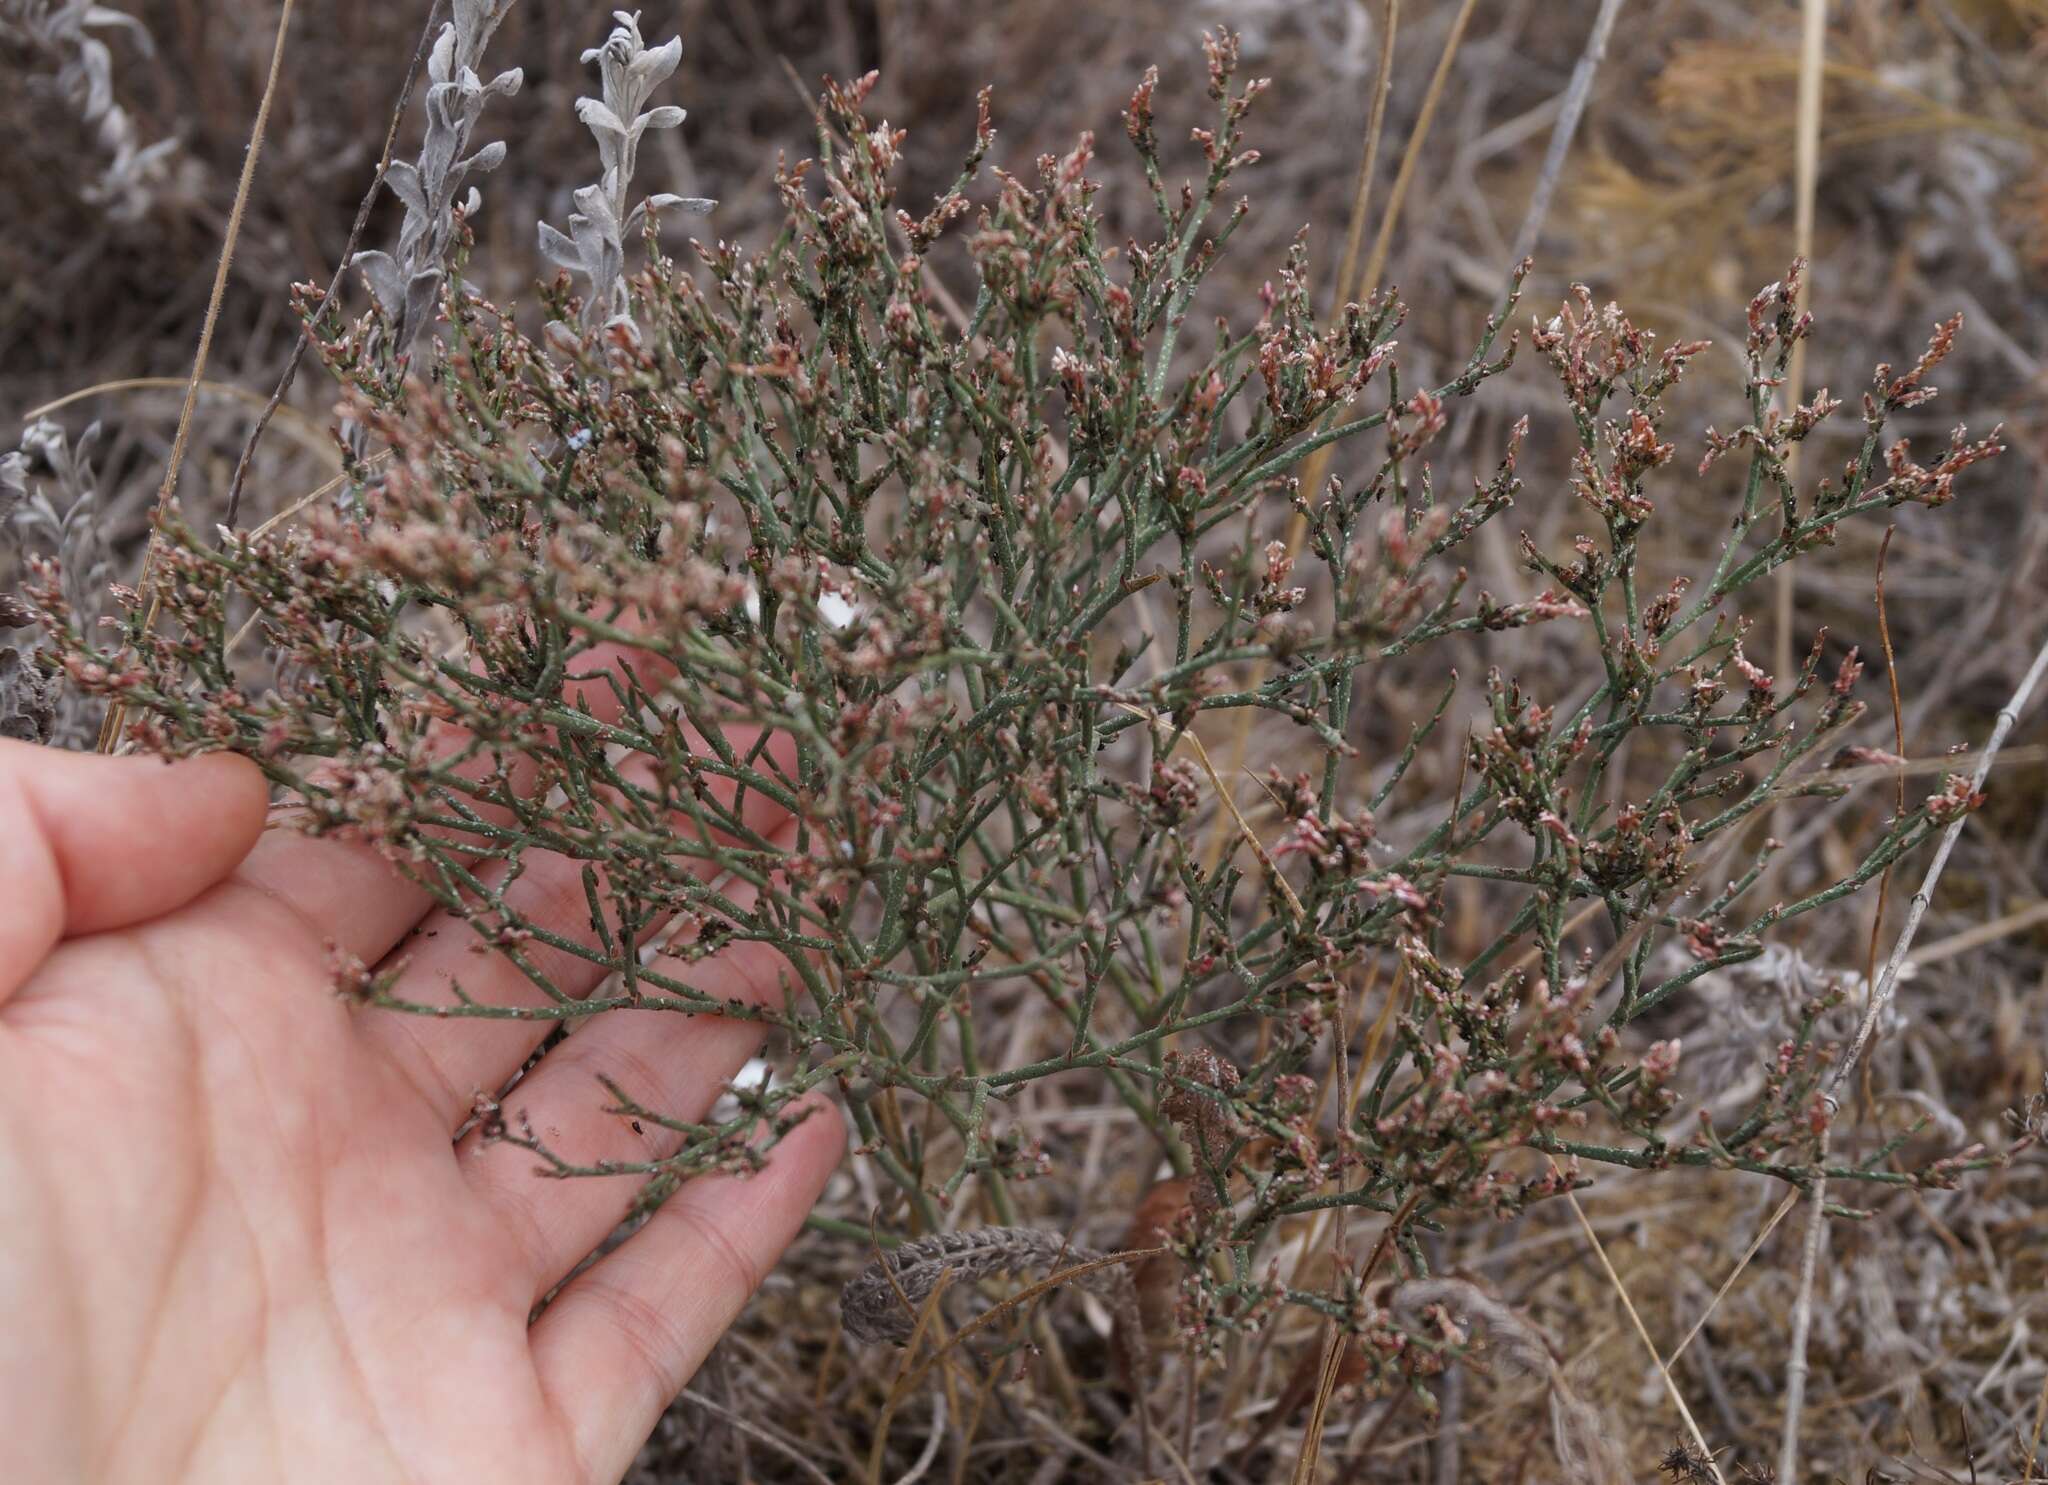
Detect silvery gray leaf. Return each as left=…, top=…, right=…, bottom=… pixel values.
left=631, top=34, right=682, bottom=91
left=350, top=249, right=405, bottom=315
left=383, top=160, right=428, bottom=219
left=571, top=181, right=621, bottom=238
left=403, top=269, right=444, bottom=340
left=1, top=416, right=111, bottom=747
left=0, top=451, right=26, bottom=525
left=76, top=35, right=114, bottom=117
left=537, top=220, right=582, bottom=271
left=547, top=8, right=703, bottom=338
left=575, top=97, right=630, bottom=141
left=20, top=418, right=70, bottom=472
left=353, top=0, right=522, bottom=360
left=625, top=192, right=712, bottom=237
left=427, top=23, right=457, bottom=84
left=83, top=7, right=150, bottom=51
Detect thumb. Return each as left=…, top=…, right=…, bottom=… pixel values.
left=0, top=741, right=268, bottom=1006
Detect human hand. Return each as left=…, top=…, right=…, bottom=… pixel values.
left=0, top=735, right=841, bottom=1484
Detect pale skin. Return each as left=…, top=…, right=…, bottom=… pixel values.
left=0, top=735, right=843, bottom=1484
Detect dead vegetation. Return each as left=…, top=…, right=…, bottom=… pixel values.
left=5, top=2, right=2048, bottom=1481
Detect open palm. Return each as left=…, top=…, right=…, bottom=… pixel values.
left=0, top=739, right=841, bottom=1484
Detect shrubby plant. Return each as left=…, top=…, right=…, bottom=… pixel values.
left=350, top=0, right=524, bottom=357
left=539, top=8, right=714, bottom=339
left=0, top=0, right=178, bottom=221
left=3, top=420, right=110, bottom=744
left=30, top=17, right=2019, bottom=1423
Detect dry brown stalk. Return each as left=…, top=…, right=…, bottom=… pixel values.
left=1559, top=1171, right=1726, bottom=1485
left=99, top=0, right=297, bottom=753
left=222, top=0, right=447, bottom=528
left=1860, top=525, right=1908, bottom=1131
left=1289, top=1188, right=1421, bottom=1485
left=22, top=378, right=337, bottom=465
left=1664, top=1190, right=1799, bottom=1369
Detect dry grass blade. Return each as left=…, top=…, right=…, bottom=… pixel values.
left=1832, top=626, right=2048, bottom=1094
left=1359, top=0, right=1480, bottom=297
left=1862, top=526, right=1907, bottom=1123
left=223, top=0, right=446, bottom=528
left=1905, top=898, right=2048, bottom=968
left=1289, top=1189, right=1422, bottom=1485
left=1333, top=0, right=1400, bottom=318
left=1118, top=702, right=1304, bottom=922
left=247, top=467, right=358, bottom=544
left=2028, top=1366, right=2048, bottom=1481
left=1665, top=1190, right=1799, bottom=1367
left=22, top=378, right=337, bottom=465
left=1783, top=744, right=2048, bottom=792
left=1558, top=1170, right=1727, bottom=1485
left=867, top=1268, right=957, bottom=1485
left=674, top=1389, right=838, bottom=1485
left=96, top=0, right=297, bottom=753
left=890, top=1391, right=946, bottom=1485
left=1150, top=1429, right=1203, bottom=1485
left=1778, top=1141, right=1831, bottom=1485
left=1775, top=0, right=1827, bottom=690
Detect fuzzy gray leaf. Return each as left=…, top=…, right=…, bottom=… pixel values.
left=0, top=451, right=25, bottom=526
left=574, top=96, right=630, bottom=141
left=402, top=268, right=444, bottom=343
left=537, top=220, right=583, bottom=272
left=350, top=249, right=405, bottom=315
left=630, top=35, right=682, bottom=92
left=382, top=160, right=428, bottom=220
left=463, top=139, right=507, bottom=175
